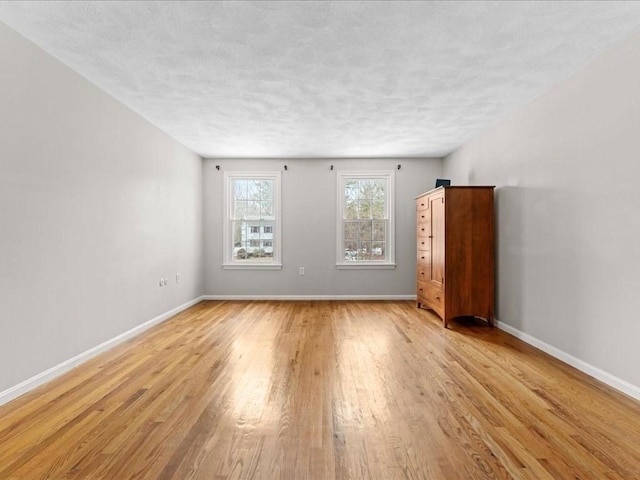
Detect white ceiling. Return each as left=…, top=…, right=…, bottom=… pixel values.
left=1, top=1, right=639, bottom=159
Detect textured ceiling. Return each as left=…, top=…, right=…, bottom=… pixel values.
left=1, top=1, right=640, bottom=159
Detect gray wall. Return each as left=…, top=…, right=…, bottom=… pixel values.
left=0, top=23, right=203, bottom=394
left=204, top=158, right=441, bottom=297
left=444, top=33, right=640, bottom=391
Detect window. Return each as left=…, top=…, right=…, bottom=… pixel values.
left=223, top=171, right=282, bottom=269
left=337, top=171, right=395, bottom=268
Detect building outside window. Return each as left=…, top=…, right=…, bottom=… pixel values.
left=223, top=171, right=282, bottom=269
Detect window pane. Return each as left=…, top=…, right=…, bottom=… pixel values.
left=371, top=197, right=385, bottom=219
left=243, top=201, right=256, bottom=217
left=371, top=179, right=385, bottom=195
left=233, top=180, right=248, bottom=200
left=232, top=221, right=244, bottom=248
left=358, top=200, right=371, bottom=218
left=232, top=218, right=276, bottom=262
left=232, top=200, right=246, bottom=219
left=261, top=201, right=273, bottom=218
left=345, top=181, right=358, bottom=198
left=233, top=220, right=249, bottom=261
left=233, top=220, right=249, bottom=260
left=258, top=180, right=272, bottom=199
left=262, top=222, right=274, bottom=232
left=235, top=249, right=249, bottom=260
left=358, top=221, right=372, bottom=240
left=247, top=180, right=262, bottom=201
left=234, top=180, right=274, bottom=219
left=372, top=242, right=385, bottom=260
left=344, top=240, right=358, bottom=261
left=360, top=241, right=373, bottom=260
left=358, top=179, right=371, bottom=198
left=372, top=220, right=386, bottom=241
left=344, top=221, right=358, bottom=240
left=344, top=200, right=357, bottom=219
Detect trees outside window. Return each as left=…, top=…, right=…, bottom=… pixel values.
left=337, top=171, right=395, bottom=268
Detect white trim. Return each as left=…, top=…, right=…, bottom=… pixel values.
left=336, top=263, right=396, bottom=270
left=496, top=319, right=640, bottom=402
left=203, top=294, right=416, bottom=301
left=221, top=263, right=283, bottom=270
left=0, top=296, right=204, bottom=406
left=336, top=170, right=396, bottom=266
left=223, top=171, right=282, bottom=268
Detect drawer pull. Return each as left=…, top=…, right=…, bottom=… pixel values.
left=435, top=296, right=440, bottom=300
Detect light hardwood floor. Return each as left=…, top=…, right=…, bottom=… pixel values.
left=1, top=301, right=639, bottom=479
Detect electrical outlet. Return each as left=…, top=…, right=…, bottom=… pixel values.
left=176, top=273, right=181, bottom=283
left=299, top=267, right=305, bottom=275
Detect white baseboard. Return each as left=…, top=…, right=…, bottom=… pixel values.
left=202, top=295, right=417, bottom=301
left=0, top=296, right=204, bottom=406
left=496, top=320, right=640, bottom=402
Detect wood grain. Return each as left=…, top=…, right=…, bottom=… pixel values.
left=1, top=301, right=639, bottom=479
left=416, top=187, right=495, bottom=328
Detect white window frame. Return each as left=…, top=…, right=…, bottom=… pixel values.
left=336, top=170, right=396, bottom=269
left=223, top=171, right=282, bottom=270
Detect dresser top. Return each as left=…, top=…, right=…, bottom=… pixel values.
left=415, top=185, right=495, bottom=198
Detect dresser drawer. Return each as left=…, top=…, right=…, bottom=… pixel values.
left=417, top=235, right=429, bottom=251
left=417, top=250, right=430, bottom=265
left=417, top=264, right=428, bottom=282
left=417, top=281, right=444, bottom=317
left=417, top=213, right=429, bottom=233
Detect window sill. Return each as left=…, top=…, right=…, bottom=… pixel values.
left=222, top=263, right=283, bottom=270
left=335, top=263, right=396, bottom=270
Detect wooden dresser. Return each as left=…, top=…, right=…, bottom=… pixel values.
left=416, top=186, right=495, bottom=328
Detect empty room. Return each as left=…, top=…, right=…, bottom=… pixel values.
left=2, top=1, right=640, bottom=479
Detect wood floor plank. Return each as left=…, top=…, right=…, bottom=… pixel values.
left=1, top=300, right=640, bottom=479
